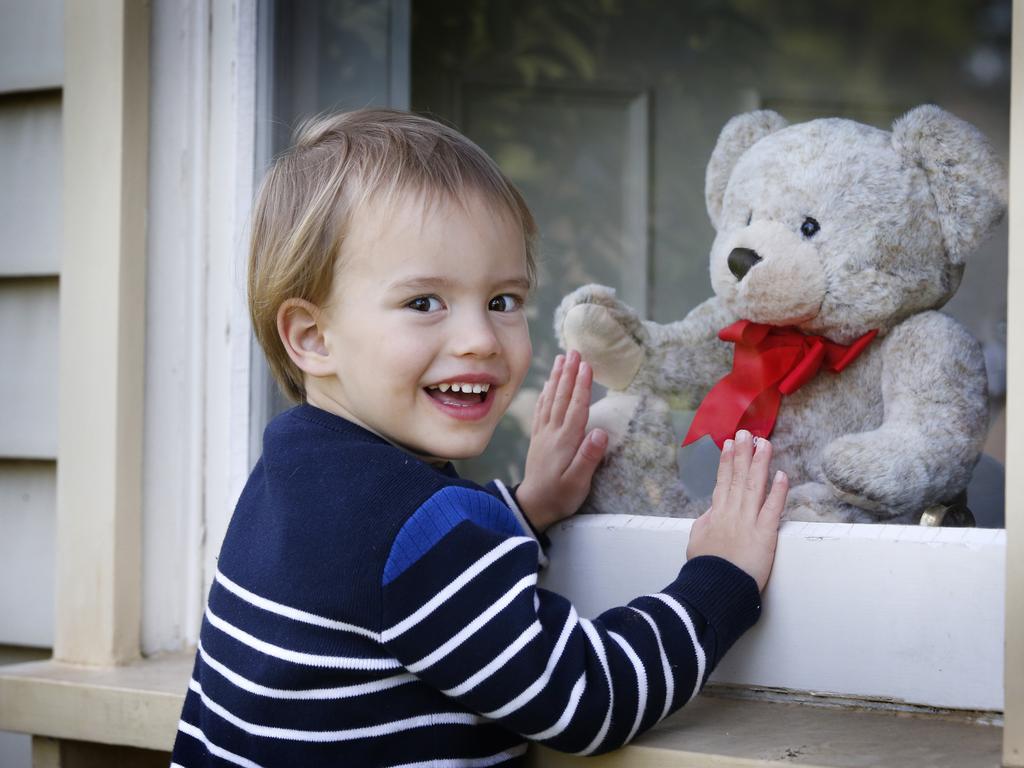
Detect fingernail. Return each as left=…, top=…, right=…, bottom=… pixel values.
left=568, top=349, right=580, bottom=364
left=754, top=436, right=766, bottom=452
left=736, top=430, right=750, bottom=443
left=774, top=470, right=786, bottom=483
left=590, top=429, right=608, bottom=447
left=723, top=439, right=734, bottom=452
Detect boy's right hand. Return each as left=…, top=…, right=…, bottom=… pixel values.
left=686, top=430, right=788, bottom=592
left=515, top=350, right=608, bottom=532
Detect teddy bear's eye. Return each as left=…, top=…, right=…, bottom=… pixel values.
left=800, top=217, right=820, bottom=238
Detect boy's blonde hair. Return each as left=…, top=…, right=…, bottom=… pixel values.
left=249, top=108, right=538, bottom=403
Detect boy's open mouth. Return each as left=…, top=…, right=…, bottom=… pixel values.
left=425, top=382, right=490, bottom=406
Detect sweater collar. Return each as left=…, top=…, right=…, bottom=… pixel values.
left=285, top=404, right=459, bottom=478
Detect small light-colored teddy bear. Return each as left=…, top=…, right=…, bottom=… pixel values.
left=557, top=106, right=1005, bottom=523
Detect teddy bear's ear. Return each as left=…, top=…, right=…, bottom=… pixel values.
left=705, top=110, right=788, bottom=229
left=891, top=105, right=1007, bottom=264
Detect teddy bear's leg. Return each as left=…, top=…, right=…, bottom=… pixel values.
left=820, top=313, right=988, bottom=521
left=583, top=394, right=693, bottom=518
left=783, top=482, right=868, bottom=523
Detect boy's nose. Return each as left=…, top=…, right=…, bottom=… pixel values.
left=454, top=312, right=501, bottom=357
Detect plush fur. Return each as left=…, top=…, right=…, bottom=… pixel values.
left=556, top=106, right=1004, bottom=523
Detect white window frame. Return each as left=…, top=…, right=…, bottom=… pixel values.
left=142, top=0, right=257, bottom=654
left=242, top=0, right=1019, bottom=723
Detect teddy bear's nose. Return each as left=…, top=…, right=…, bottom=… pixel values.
left=728, top=247, right=762, bottom=280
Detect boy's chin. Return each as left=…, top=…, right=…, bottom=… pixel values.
left=408, top=434, right=494, bottom=465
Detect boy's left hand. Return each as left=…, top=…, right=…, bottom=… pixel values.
left=516, top=350, right=608, bottom=532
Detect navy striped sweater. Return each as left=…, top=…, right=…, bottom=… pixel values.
left=171, top=404, right=761, bottom=767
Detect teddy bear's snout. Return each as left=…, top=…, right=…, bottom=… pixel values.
left=728, top=247, right=762, bottom=280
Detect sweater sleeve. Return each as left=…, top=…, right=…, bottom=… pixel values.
left=380, top=486, right=760, bottom=755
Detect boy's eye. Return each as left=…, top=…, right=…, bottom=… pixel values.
left=407, top=296, right=444, bottom=312
left=488, top=294, right=523, bottom=313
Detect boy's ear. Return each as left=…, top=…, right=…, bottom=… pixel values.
left=277, top=298, right=334, bottom=377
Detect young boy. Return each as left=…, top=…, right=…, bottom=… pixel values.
left=171, top=109, right=787, bottom=767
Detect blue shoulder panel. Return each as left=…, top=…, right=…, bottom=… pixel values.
left=383, top=486, right=524, bottom=585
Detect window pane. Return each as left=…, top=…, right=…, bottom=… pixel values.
left=411, top=0, right=1009, bottom=526
left=254, top=0, right=409, bottom=440
left=259, top=0, right=1009, bottom=526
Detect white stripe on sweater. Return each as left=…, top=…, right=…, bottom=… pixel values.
left=629, top=607, right=674, bottom=721
left=190, top=679, right=484, bottom=741
left=649, top=592, right=706, bottom=701
left=481, top=606, right=578, bottom=719
left=385, top=743, right=529, bottom=768
left=491, top=479, right=548, bottom=569
left=177, top=720, right=265, bottom=768
left=199, top=640, right=415, bottom=699
left=216, top=569, right=379, bottom=639
left=442, top=621, right=543, bottom=697
left=608, top=631, right=647, bottom=745
left=524, top=673, right=587, bottom=741
left=576, top=619, right=613, bottom=755
left=406, top=573, right=536, bottom=673
left=206, top=607, right=402, bottom=671
left=382, top=536, right=532, bottom=642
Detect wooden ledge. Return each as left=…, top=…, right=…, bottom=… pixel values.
left=0, top=655, right=1003, bottom=766
left=0, top=652, right=190, bottom=751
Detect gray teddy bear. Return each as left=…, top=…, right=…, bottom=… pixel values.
left=556, top=106, right=1005, bottom=524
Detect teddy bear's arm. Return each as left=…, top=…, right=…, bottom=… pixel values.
left=556, top=284, right=734, bottom=407
left=639, top=297, right=736, bottom=408
left=821, top=311, right=988, bottom=520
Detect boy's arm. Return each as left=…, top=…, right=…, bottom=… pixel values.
left=380, top=434, right=785, bottom=754
left=515, top=351, right=608, bottom=532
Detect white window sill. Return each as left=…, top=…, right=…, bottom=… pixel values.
left=0, top=655, right=1002, bottom=766
left=542, top=516, right=1006, bottom=712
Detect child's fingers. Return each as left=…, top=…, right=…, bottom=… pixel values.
left=728, top=430, right=754, bottom=508
left=758, top=470, right=789, bottom=531
left=550, top=350, right=580, bottom=425
left=532, top=380, right=549, bottom=435
left=563, top=428, right=608, bottom=492
left=563, top=361, right=593, bottom=434
left=710, top=438, right=735, bottom=513
left=741, top=437, right=773, bottom=519
left=537, top=355, right=565, bottom=426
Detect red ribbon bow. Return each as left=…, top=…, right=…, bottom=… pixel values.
left=682, top=321, right=878, bottom=449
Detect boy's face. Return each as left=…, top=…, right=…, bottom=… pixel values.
left=307, top=190, right=532, bottom=464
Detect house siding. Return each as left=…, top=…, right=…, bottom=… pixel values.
left=0, top=0, right=63, bottom=650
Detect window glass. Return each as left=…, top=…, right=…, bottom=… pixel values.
left=261, top=0, right=1010, bottom=526
left=411, top=0, right=1010, bottom=527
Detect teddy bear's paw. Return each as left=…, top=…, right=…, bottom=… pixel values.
left=586, top=394, right=642, bottom=456
left=559, top=299, right=646, bottom=391
left=821, top=434, right=910, bottom=519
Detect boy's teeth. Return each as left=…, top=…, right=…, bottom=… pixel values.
left=428, top=382, right=491, bottom=393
